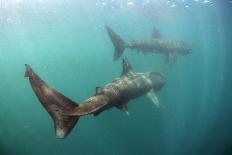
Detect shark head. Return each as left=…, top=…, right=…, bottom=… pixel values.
left=149, top=71, right=165, bottom=91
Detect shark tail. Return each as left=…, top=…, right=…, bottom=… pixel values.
left=105, top=25, right=126, bottom=60
left=25, top=64, right=80, bottom=139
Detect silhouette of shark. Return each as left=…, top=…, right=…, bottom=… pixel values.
left=25, top=57, right=165, bottom=138
left=106, top=26, right=193, bottom=64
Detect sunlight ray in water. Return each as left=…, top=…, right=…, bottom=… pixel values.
left=0, top=0, right=231, bottom=155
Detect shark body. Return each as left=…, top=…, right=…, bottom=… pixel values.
left=106, top=26, right=193, bottom=64
left=25, top=57, right=165, bottom=138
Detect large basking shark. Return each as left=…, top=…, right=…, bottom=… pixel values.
left=25, top=57, right=165, bottom=138
left=106, top=26, right=193, bottom=64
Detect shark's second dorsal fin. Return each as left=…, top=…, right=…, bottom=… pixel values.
left=121, top=57, right=133, bottom=76
left=96, top=87, right=104, bottom=95
left=152, top=27, right=161, bottom=39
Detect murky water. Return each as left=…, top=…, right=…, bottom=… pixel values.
left=0, top=0, right=231, bottom=155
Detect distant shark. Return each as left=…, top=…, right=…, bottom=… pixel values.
left=106, top=26, right=193, bottom=64
left=25, top=57, right=165, bottom=139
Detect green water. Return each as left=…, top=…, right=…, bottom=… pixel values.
left=0, top=0, right=232, bottom=155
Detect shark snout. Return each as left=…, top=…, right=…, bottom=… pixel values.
left=149, top=71, right=165, bottom=91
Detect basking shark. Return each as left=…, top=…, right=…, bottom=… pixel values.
left=25, top=57, right=165, bottom=138
left=106, top=26, right=193, bottom=64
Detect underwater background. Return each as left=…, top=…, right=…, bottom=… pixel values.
left=0, top=0, right=232, bottom=155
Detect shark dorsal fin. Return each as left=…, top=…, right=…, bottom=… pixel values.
left=152, top=27, right=161, bottom=39
left=121, top=57, right=133, bottom=76
left=96, top=87, right=104, bottom=95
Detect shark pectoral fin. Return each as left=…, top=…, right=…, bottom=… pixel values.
left=166, top=52, right=177, bottom=64
left=116, top=105, right=130, bottom=116
left=122, top=105, right=130, bottom=116
left=147, top=90, right=159, bottom=108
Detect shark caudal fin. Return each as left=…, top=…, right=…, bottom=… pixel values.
left=105, top=25, right=126, bottom=60
left=25, top=64, right=80, bottom=139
